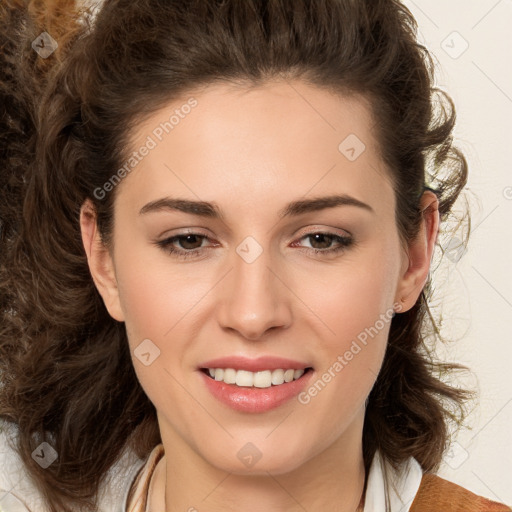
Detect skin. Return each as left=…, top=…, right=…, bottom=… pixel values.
left=80, top=80, right=439, bottom=512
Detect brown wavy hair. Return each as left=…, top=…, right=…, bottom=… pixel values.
left=0, top=0, right=474, bottom=510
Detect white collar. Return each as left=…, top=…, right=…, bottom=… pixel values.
left=364, top=450, right=423, bottom=512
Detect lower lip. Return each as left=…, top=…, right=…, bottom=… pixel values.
left=199, top=369, right=314, bottom=413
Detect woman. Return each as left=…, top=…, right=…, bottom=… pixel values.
left=0, top=0, right=510, bottom=511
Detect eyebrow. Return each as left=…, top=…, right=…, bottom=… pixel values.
left=139, top=194, right=375, bottom=219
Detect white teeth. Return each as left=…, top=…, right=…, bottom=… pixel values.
left=205, top=367, right=308, bottom=388
left=235, top=370, right=253, bottom=387
left=271, top=369, right=285, bottom=385
left=254, top=370, right=271, bottom=388
left=223, top=368, right=236, bottom=384
left=284, top=369, right=294, bottom=382
left=294, top=369, right=305, bottom=380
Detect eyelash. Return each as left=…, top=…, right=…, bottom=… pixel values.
left=155, top=231, right=354, bottom=260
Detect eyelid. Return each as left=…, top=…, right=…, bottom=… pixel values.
left=156, top=227, right=212, bottom=242
left=294, top=225, right=352, bottom=240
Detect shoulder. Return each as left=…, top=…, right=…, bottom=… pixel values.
left=410, top=473, right=512, bottom=512
left=0, top=418, right=146, bottom=512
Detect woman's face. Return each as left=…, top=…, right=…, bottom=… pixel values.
left=82, top=80, right=435, bottom=475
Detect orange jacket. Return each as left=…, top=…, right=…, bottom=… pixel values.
left=409, top=473, right=512, bottom=512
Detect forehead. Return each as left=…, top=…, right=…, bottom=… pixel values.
left=117, top=79, right=394, bottom=220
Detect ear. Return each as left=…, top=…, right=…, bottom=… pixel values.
left=394, top=191, right=440, bottom=312
left=79, top=199, right=125, bottom=322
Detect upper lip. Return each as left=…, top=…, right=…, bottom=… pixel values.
left=199, top=356, right=312, bottom=372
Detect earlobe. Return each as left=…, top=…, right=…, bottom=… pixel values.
left=394, top=191, right=440, bottom=312
left=79, top=199, right=125, bottom=322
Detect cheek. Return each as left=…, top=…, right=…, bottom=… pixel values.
left=295, top=244, right=400, bottom=407
left=305, top=251, right=398, bottom=344
left=315, top=280, right=391, bottom=392
left=112, top=235, right=205, bottom=341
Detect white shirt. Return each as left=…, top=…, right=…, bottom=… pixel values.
left=364, top=449, right=423, bottom=512
left=0, top=419, right=423, bottom=512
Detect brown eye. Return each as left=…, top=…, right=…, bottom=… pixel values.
left=293, top=232, right=354, bottom=256
left=155, top=232, right=212, bottom=260
left=173, top=234, right=205, bottom=250
left=307, top=233, right=336, bottom=250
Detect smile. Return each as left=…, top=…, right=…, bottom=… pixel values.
left=202, top=367, right=313, bottom=388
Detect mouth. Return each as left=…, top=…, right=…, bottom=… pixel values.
left=200, top=367, right=314, bottom=388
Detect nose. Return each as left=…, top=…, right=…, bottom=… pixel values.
left=216, top=248, right=292, bottom=341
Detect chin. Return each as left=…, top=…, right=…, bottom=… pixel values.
left=201, top=442, right=310, bottom=476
